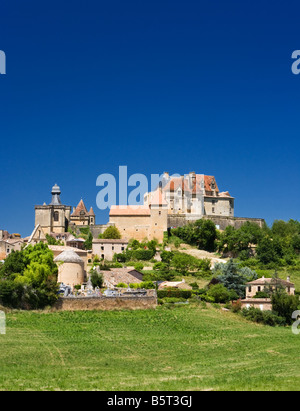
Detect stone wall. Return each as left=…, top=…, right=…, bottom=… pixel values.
left=52, top=295, right=157, bottom=311
left=168, top=214, right=265, bottom=230
left=71, top=224, right=111, bottom=239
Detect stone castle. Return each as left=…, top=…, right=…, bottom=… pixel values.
left=32, top=173, right=264, bottom=244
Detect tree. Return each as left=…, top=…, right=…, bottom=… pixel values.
left=214, top=259, right=257, bottom=298
left=172, top=219, right=217, bottom=251
left=102, top=226, right=121, bottom=239
left=46, top=234, right=63, bottom=245
left=90, top=271, right=104, bottom=288
left=0, top=243, right=58, bottom=309
left=206, top=284, right=231, bottom=303
left=271, top=289, right=300, bottom=325
left=193, top=219, right=218, bottom=251
left=256, top=238, right=279, bottom=265
left=84, top=232, right=93, bottom=250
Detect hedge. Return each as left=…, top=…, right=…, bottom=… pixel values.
left=157, top=289, right=192, bottom=299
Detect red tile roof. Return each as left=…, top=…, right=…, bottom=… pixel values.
left=71, top=199, right=88, bottom=216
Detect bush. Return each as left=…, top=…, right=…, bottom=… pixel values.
left=134, top=262, right=144, bottom=271
left=206, top=284, right=231, bottom=303
left=157, top=289, right=192, bottom=299
left=241, top=307, right=286, bottom=327
left=231, top=299, right=242, bottom=313
left=116, top=282, right=127, bottom=288
left=163, top=297, right=187, bottom=304
left=253, top=291, right=270, bottom=298
left=101, top=226, right=121, bottom=239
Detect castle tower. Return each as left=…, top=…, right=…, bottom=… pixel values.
left=35, top=184, right=71, bottom=234
left=69, top=199, right=96, bottom=226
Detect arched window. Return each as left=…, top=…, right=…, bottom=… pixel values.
left=54, top=211, right=59, bottom=222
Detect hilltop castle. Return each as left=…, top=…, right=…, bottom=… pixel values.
left=33, top=174, right=264, bottom=244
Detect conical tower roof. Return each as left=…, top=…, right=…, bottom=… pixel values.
left=71, top=199, right=88, bottom=216
left=54, top=249, right=83, bottom=264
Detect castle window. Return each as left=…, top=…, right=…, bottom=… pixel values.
left=212, top=207, right=215, bottom=213
left=54, top=211, right=59, bottom=222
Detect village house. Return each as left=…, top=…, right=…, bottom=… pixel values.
left=241, top=276, right=295, bottom=311
left=92, top=238, right=129, bottom=261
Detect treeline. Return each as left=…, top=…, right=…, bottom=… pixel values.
left=171, top=219, right=300, bottom=269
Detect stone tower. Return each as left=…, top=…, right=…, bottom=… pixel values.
left=35, top=184, right=71, bottom=234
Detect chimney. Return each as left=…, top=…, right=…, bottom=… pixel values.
left=189, top=171, right=196, bottom=189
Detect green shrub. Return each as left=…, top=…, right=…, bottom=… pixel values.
left=134, top=262, right=144, bottom=271
left=157, top=289, right=192, bottom=299
left=253, top=291, right=270, bottom=298
left=116, top=282, right=127, bottom=288
left=163, top=297, right=187, bottom=304
left=241, top=307, right=286, bottom=327
left=206, top=284, right=231, bottom=303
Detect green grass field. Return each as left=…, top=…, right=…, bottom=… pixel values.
left=0, top=304, right=299, bottom=391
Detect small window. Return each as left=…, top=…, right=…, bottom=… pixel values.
left=212, top=207, right=215, bottom=213
left=258, top=286, right=261, bottom=292
left=54, top=211, right=59, bottom=222
left=112, top=246, right=114, bottom=250
left=159, top=211, right=161, bottom=215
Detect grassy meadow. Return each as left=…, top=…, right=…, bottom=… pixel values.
left=0, top=304, right=299, bottom=391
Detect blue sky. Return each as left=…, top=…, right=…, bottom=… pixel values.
left=1, top=0, right=300, bottom=236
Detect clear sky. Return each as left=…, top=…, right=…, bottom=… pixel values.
left=1, top=0, right=300, bottom=237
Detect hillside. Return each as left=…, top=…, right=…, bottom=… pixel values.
left=0, top=304, right=299, bottom=391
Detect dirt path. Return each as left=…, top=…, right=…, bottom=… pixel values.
left=176, top=244, right=228, bottom=268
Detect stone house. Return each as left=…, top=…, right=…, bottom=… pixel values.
left=92, top=238, right=129, bottom=261
left=241, top=276, right=295, bottom=311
